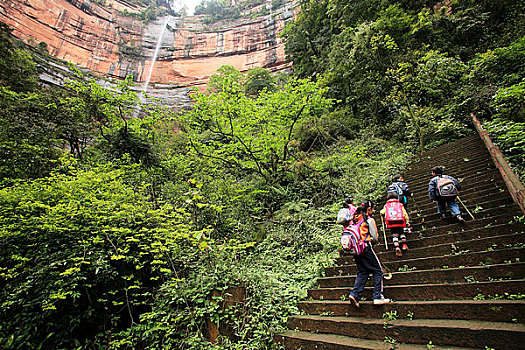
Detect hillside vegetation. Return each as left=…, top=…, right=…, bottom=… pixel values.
left=0, top=0, right=524, bottom=348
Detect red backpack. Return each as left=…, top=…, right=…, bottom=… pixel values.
left=341, top=218, right=367, bottom=255
left=384, top=199, right=406, bottom=228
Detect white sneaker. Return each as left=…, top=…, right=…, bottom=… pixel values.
left=348, top=294, right=360, bottom=308
left=373, top=297, right=391, bottom=306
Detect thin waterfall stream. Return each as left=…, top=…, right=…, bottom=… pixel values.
left=134, top=15, right=172, bottom=117
left=143, top=16, right=170, bottom=94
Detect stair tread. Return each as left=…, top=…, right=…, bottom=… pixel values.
left=309, top=279, right=524, bottom=292
left=330, top=247, right=525, bottom=269
left=319, top=262, right=525, bottom=282
left=338, top=232, right=525, bottom=259
left=291, top=314, right=525, bottom=331
left=277, top=330, right=475, bottom=349
left=299, top=299, right=525, bottom=306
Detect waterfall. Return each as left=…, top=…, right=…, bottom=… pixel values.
left=142, top=16, right=170, bottom=95
left=133, top=16, right=170, bottom=118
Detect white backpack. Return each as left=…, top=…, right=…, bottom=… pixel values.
left=336, top=208, right=351, bottom=225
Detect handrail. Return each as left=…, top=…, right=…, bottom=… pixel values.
left=471, top=114, right=525, bottom=215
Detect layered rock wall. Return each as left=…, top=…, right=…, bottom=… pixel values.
left=0, top=0, right=145, bottom=79
left=1, top=0, right=297, bottom=87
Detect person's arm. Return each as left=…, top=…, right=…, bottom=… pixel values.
left=428, top=178, right=436, bottom=201
left=368, top=218, right=378, bottom=243
left=402, top=206, right=410, bottom=225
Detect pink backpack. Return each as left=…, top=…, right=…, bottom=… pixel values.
left=384, top=199, right=406, bottom=228
left=341, top=218, right=366, bottom=255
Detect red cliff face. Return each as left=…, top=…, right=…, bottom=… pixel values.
left=0, top=0, right=297, bottom=87
left=0, top=0, right=145, bottom=79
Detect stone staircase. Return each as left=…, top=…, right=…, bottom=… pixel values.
left=275, top=134, right=525, bottom=349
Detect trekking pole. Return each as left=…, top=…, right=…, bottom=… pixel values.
left=380, top=215, right=388, bottom=250
left=381, top=262, right=393, bottom=280
left=457, top=196, right=475, bottom=221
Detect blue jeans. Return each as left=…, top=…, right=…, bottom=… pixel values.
left=436, top=197, right=461, bottom=216
left=349, top=243, right=383, bottom=301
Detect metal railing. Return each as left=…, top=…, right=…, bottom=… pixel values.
left=472, top=114, right=525, bottom=215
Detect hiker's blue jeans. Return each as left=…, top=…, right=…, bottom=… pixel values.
left=436, top=197, right=461, bottom=216
left=349, top=243, right=383, bottom=301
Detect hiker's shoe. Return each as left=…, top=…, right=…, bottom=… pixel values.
left=348, top=294, right=360, bottom=308
left=395, top=247, right=402, bottom=257
left=401, top=243, right=409, bottom=251
left=373, top=297, right=391, bottom=306
left=456, top=215, right=465, bottom=223
left=441, top=213, right=447, bottom=219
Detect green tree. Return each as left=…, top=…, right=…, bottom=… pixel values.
left=386, top=50, right=469, bottom=150
left=65, top=69, right=165, bottom=165
left=244, top=68, right=277, bottom=96
left=181, top=74, right=333, bottom=181
left=0, top=23, right=38, bottom=93
left=0, top=163, right=202, bottom=349
left=207, top=64, right=245, bottom=92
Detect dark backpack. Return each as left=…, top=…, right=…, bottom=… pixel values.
left=388, top=182, right=403, bottom=198
left=437, top=177, right=458, bottom=197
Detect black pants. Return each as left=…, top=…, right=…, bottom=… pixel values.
left=349, top=243, right=384, bottom=301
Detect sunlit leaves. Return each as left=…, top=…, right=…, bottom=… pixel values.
left=181, top=71, right=333, bottom=180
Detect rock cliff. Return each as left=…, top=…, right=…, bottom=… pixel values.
left=0, top=0, right=297, bottom=88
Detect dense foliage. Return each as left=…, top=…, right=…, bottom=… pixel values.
left=282, top=0, right=524, bottom=150
left=0, top=0, right=524, bottom=348
left=194, top=0, right=284, bottom=24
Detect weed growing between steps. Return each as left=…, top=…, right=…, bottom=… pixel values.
left=474, top=293, right=525, bottom=300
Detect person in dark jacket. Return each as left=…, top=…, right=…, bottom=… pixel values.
left=428, top=166, right=465, bottom=222
left=388, top=174, right=413, bottom=210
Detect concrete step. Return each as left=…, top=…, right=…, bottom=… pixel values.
left=371, top=222, right=525, bottom=253
left=319, top=263, right=525, bottom=288
left=297, top=299, right=525, bottom=323
left=324, top=247, right=525, bottom=277
left=287, top=315, right=525, bottom=349
left=411, top=135, right=482, bottom=158
left=407, top=186, right=510, bottom=214
left=407, top=150, right=493, bottom=171
left=410, top=139, right=489, bottom=164
left=407, top=169, right=502, bottom=194
left=336, top=232, right=525, bottom=264
left=409, top=202, right=521, bottom=229
left=398, top=212, right=521, bottom=239
left=410, top=149, right=491, bottom=171
left=404, top=157, right=496, bottom=182
left=408, top=178, right=507, bottom=205
left=308, top=280, right=525, bottom=302
left=274, top=330, right=475, bottom=350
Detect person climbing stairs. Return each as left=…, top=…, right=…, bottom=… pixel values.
left=274, top=134, right=525, bottom=349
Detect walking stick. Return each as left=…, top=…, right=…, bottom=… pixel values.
left=457, top=196, right=475, bottom=221
left=378, top=215, right=393, bottom=280
left=380, top=215, right=388, bottom=250
left=382, top=261, right=393, bottom=280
